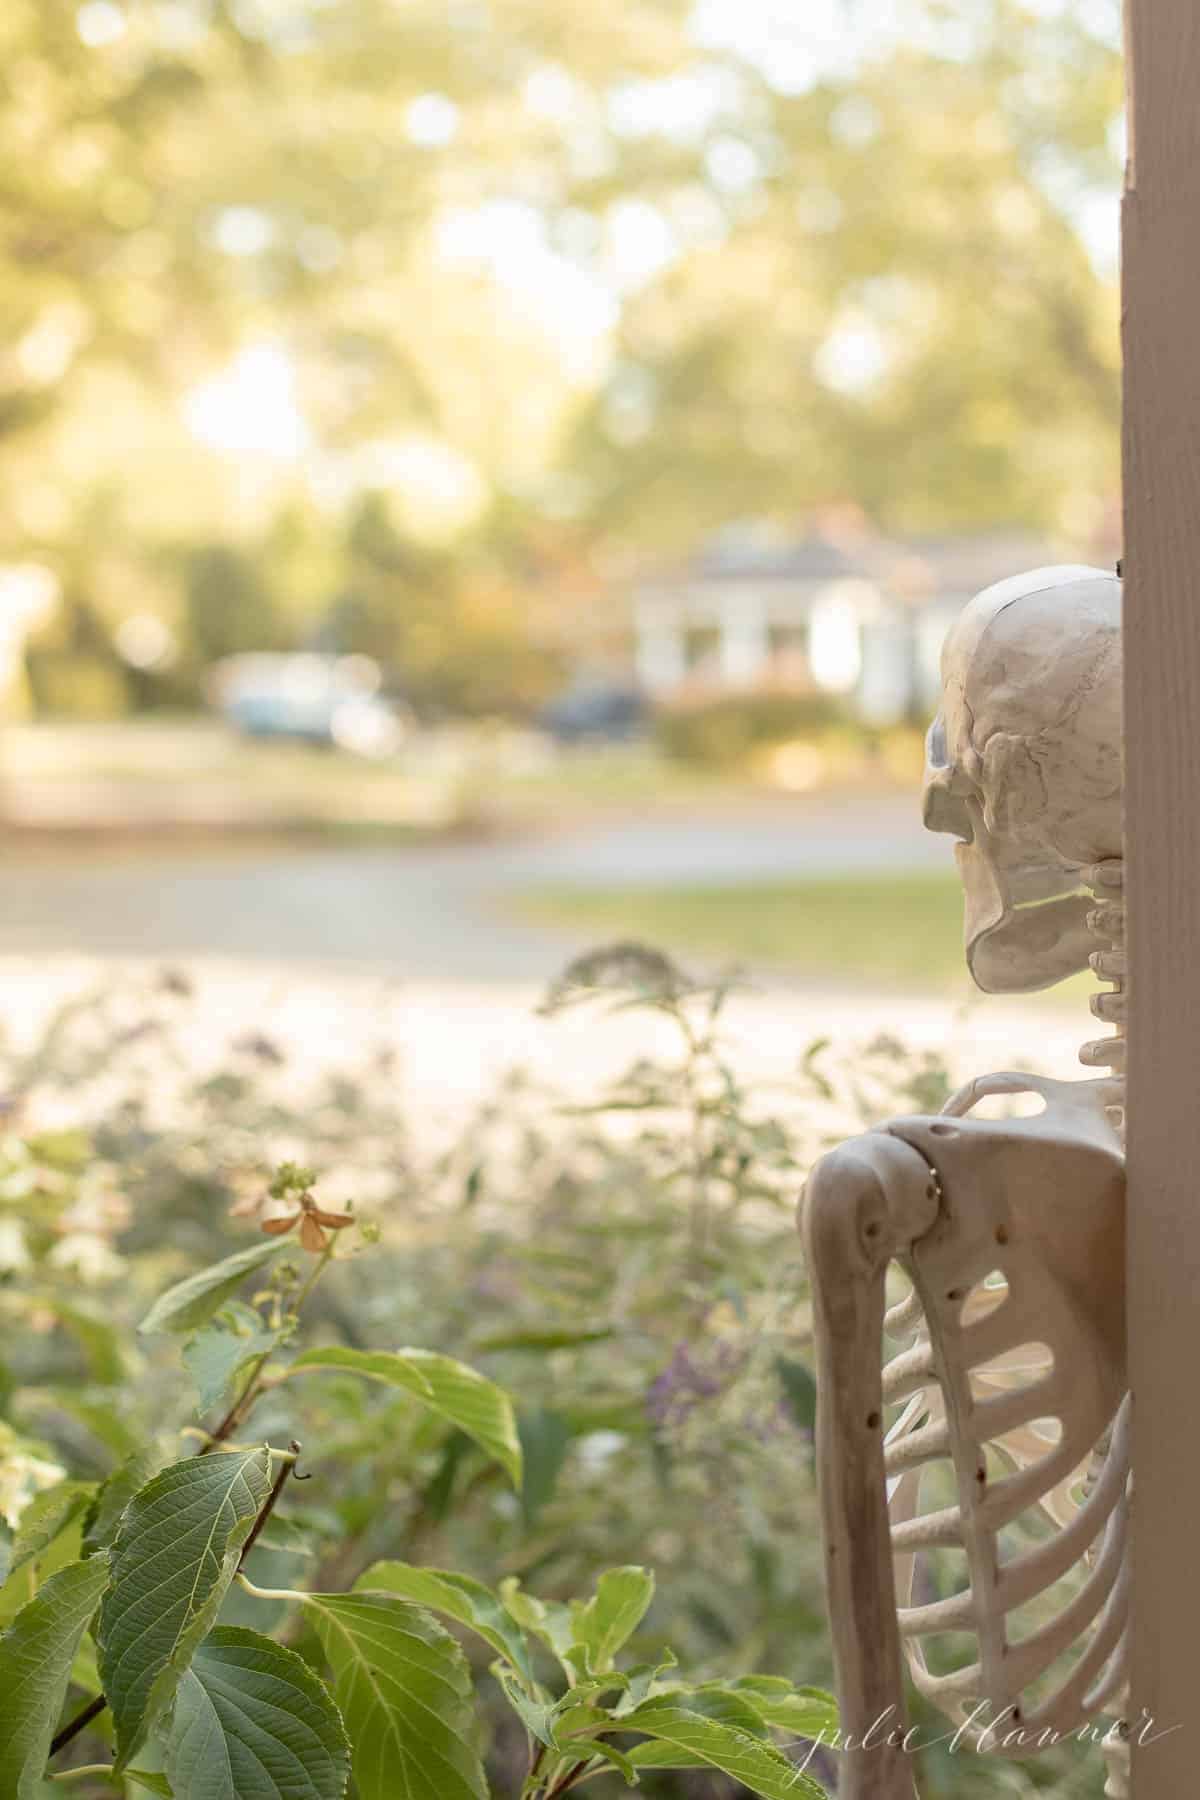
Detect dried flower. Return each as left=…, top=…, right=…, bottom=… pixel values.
left=232, top=1032, right=286, bottom=1067
left=261, top=1187, right=354, bottom=1254
left=539, top=942, right=695, bottom=1016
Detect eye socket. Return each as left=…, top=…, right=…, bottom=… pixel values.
left=924, top=715, right=950, bottom=771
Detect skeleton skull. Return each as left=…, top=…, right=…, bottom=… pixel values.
left=923, top=565, right=1122, bottom=993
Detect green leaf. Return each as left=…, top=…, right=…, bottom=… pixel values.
left=622, top=1702, right=826, bottom=1796
left=98, top=1447, right=272, bottom=1771
left=354, top=1562, right=534, bottom=1684
left=572, top=1567, right=655, bottom=1672
left=57, top=1396, right=141, bottom=1460
left=612, top=1653, right=678, bottom=1717
left=0, top=1565, right=34, bottom=1630
left=618, top=1683, right=771, bottom=1760
left=69, top=1628, right=101, bottom=1695
left=289, top=1347, right=521, bottom=1487
left=0, top=1555, right=111, bottom=1798
left=666, top=1684, right=771, bottom=1737
left=254, top=1516, right=316, bottom=1557
left=164, top=1626, right=350, bottom=1800
left=419, top=1430, right=471, bottom=1525
left=518, top=1407, right=572, bottom=1525
left=495, top=1668, right=556, bottom=1748
left=182, top=1304, right=285, bottom=1415
left=499, top=1580, right=576, bottom=1671
left=548, top=1688, right=629, bottom=1738
left=127, top=1774, right=174, bottom=1797
left=566, top=1738, right=640, bottom=1785
left=50, top=1299, right=129, bottom=1383
left=730, top=1677, right=840, bottom=1739
left=140, top=1240, right=291, bottom=1336
left=83, top=1445, right=169, bottom=1556
left=471, top=1325, right=615, bottom=1352
left=9, top=1481, right=96, bottom=1577
left=305, top=1592, right=486, bottom=1800
left=776, top=1355, right=818, bottom=1434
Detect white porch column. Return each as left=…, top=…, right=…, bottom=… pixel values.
left=633, top=595, right=687, bottom=694
left=717, top=589, right=769, bottom=686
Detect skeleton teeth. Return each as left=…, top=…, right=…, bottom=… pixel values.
left=1080, top=861, right=1127, bottom=1095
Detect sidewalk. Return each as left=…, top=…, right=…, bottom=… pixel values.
left=0, top=953, right=1090, bottom=1143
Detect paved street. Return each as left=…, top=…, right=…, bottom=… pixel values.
left=0, top=793, right=951, bottom=981
left=0, top=796, right=1088, bottom=1139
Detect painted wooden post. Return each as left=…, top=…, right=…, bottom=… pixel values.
left=1121, top=3, right=1200, bottom=1788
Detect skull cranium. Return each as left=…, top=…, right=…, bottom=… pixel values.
left=923, top=565, right=1122, bottom=993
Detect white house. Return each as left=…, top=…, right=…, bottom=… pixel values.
left=628, top=526, right=1066, bottom=724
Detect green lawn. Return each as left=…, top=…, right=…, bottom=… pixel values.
left=516, top=870, right=968, bottom=988
left=517, top=871, right=1097, bottom=1004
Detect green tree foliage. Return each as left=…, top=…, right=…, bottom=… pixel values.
left=0, top=0, right=1123, bottom=707
left=331, top=493, right=567, bottom=715
left=565, top=0, right=1123, bottom=543
left=182, top=545, right=288, bottom=664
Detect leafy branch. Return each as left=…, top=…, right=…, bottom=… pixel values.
left=2, top=1147, right=836, bottom=1800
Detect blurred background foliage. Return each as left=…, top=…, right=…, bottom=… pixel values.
left=1, top=0, right=1122, bottom=721
left=0, top=956, right=1106, bottom=1795
left=0, top=14, right=1129, bottom=1791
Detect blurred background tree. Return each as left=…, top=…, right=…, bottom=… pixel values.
left=0, top=0, right=1123, bottom=716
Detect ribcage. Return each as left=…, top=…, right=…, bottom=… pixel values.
left=879, top=1093, right=1129, bottom=1748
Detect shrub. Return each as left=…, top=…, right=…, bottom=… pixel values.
left=654, top=693, right=851, bottom=769
left=0, top=956, right=1098, bottom=1796
left=1, top=1154, right=835, bottom=1799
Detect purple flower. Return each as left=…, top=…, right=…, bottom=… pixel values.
left=646, top=1339, right=741, bottom=1429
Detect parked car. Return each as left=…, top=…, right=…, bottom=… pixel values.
left=208, top=653, right=408, bottom=757
left=538, top=679, right=647, bottom=744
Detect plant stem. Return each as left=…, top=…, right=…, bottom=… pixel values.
left=202, top=1238, right=336, bottom=1453
left=48, top=1763, right=116, bottom=1784
left=48, top=1694, right=108, bottom=1758
left=544, top=1760, right=591, bottom=1797
left=236, top=1570, right=302, bottom=1602
left=521, top=1741, right=547, bottom=1797
left=200, top=1349, right=276, bottom=1453
left=293, top=1235, right=337, bottom=1312
left=236, top=1440, right=302, bottom=1573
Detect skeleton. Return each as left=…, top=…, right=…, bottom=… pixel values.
left=801, top=567, right=1130, bottom=1798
